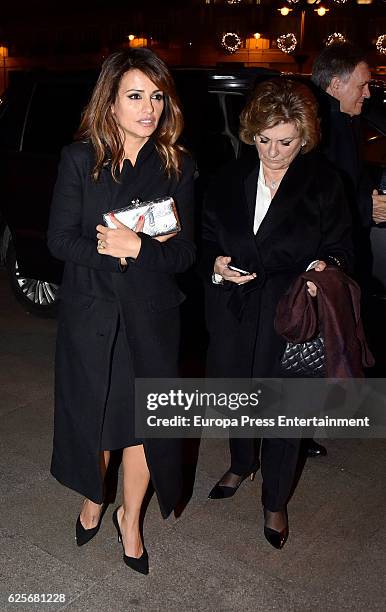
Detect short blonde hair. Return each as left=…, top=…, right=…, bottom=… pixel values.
left=240, top=78, right=320, bottom=153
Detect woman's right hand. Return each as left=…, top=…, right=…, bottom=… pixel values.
left=214, top=256, right=256, bottom=285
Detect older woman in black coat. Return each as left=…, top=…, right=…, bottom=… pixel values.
left=48, top=48, right=195, bottom=574
left=202, top=79, right=352, bottom=549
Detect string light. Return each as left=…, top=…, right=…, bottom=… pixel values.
left=315, top=6, right=329, bottom=16
left=278, top=7, right=292, bottom=15
left=227, top=0, right=241, bottom=4
left=376, top=34, right=386, bottom=55
left=326, top=32, right=347, bottom=46
left=333, top=0, right=348, bottom=4
left=287, top=0, right=300, bottom=3
left=277, top=33, right=297, bottom=54
left=221, top=32, right=242, bottom=54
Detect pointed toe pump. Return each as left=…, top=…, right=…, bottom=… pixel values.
left=75, top=503, right=106, bottom=547
left=263, top=508, right=288, bottom=550
left=112, top=507, right=149, bottom=575
left=263, top=525, right=288, bottom=550
left=208, top=470, right=257, bottom=499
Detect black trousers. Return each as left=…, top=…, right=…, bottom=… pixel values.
left=229, top=437, right=300, bottom=512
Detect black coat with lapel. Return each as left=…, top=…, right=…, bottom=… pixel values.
left=201, top=150, right=353, bottom=378
left=318, top=90, right=373, bottom=228
left=48, top=140, right=195, bottom=517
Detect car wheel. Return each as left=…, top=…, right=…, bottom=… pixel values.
left=6, top=242, right=59, bottom=317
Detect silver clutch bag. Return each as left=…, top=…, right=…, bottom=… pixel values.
left=103, top=196, right=181, bottom=237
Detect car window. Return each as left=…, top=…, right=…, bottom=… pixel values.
left=225, top=93, right=246, bottom=137
left=0, top=85, right=33, bottom=150
left=22, top=81, right=93, bottom=154
left=179, top=91, right=225, bottom=151
left=365, top=81, right=386, bottom=135
left=363, top=82, right=386, bottom=167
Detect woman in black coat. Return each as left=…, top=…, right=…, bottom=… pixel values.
left=48, top=48, right=195, bottom=573
left=202, top=79, right=352, bottom=549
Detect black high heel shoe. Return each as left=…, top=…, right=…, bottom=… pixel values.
left=112, top=507, right=149, bottom=575
left=208, top=469, right=257, bottom=499
left=305, top=439, right=327, bottom=458
left=75, top=502, right=106, bottom=547
left=263, top=508, right=288, bottom=550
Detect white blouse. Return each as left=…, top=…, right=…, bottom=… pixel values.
left=253, top=164, right=272, bottom=234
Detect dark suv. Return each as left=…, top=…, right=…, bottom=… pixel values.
left=0, top=68, right=385, bottom=316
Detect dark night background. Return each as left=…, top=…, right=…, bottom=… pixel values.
left=0, top=0, right=385, bottom=89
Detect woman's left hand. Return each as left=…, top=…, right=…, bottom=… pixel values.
left=306, top=260, right=326, bottom=297
left=96, top=214, right=144, bottom=259
left=154, top=231, right=178, bottom=243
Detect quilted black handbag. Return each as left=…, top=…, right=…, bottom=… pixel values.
left=281, top=335, right=326, bottom=377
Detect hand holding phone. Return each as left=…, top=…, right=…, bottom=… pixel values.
left=214, top=256, right=255, bottom=285
left=227, top=264, right=251, bottom=276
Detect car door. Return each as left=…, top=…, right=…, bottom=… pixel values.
left=1, top=76, right=94, bottom=283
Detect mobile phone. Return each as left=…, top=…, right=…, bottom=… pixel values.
left=227, top=264, right=251, bottom=276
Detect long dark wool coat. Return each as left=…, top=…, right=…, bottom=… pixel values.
left=48, top=139, right=195, bottom=518
left=201, top=150, right=353, bottom=379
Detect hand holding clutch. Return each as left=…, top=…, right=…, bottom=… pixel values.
left=96, top=214, right=144, bottom=259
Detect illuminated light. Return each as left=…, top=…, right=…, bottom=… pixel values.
left=0, top=45, right=9, bottom=59
left=277, top=33, right=297, bottom=54
left=128, top=34, right=135, bottom=41
left=333, top=0, right=348, bottom=4
left=221, top=32, right=242, bottom=54
left=129, top=37, right=148, bottom=48
left=356, top=1, right=373, bottom=4
left=326, top=32, right=347, bottom=46
left=278, top=7, right=292, bottom=15
left=254, top=32, right=261, bottom=40
left=376, top=35, right=386, bottom=56
left=287, top=0, right=300, bottom=3
left=315, top=6, right=329, bottom=15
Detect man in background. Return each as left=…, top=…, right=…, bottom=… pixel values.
left=309, top=44, right=386, bottom=456
left=312, top=43, right=386, bottom=380
left=312, top=43, right=386, bottom=229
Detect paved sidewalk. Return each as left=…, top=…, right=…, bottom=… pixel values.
left=0, top=269, right=385, bottom=611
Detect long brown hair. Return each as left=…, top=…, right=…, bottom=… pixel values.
left=77, top=48, right=185, bottom=180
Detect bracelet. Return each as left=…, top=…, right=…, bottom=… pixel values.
left=326, top=255, right=342, bottom=268
left=211, top=272, right=224, bottom=285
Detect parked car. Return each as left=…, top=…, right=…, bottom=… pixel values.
left=0, top=67, right=385, bottom=317
left=0, top=71, right=96, bottom=315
